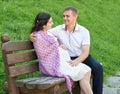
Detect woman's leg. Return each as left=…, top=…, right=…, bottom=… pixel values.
left=71, top=55, right=103, bottom=94
left=83, top=55, right=103, bottom=94
left=79, top=70, right=93, bottom=94
left=80, top=89, right=84, bottom=94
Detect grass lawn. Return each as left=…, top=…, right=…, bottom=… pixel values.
left=0, top=0, right=120, bottom=93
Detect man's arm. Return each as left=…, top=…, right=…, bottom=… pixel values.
left=30, top=32, right=36, bottom=42
left=69, top=45, right=90, bottom=66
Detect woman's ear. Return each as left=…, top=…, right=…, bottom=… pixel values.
left=43, top=25, right=46, bottom=29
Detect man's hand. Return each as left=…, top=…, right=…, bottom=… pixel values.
left=68, top=59, right=80, bottom=67
left=59, top=44, right=67, bottom=50
left=30, top=32, right=36, bottom=42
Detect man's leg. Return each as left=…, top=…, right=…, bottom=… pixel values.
left=83, top=55, right=103, bottom=94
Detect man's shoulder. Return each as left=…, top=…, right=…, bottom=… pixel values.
left=77, top=24, right=86, bottom=29
left=77, top=24, right=89, bottom=32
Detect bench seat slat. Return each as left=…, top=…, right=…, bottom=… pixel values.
left=7, top=51, right=37, bottom=65
left=26, top=77, right=65, bottom=90
left=16, top=76, right=41, bottom=87
left=16, top=75, right=65, bottom=90
left=9, top=63, right=39, bottom=77
left=16, top=76, right=54, bottom=87
left=34, top=77, right=65, bottom=90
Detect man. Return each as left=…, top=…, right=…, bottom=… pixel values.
left=30, top=6, right=103, bottom=94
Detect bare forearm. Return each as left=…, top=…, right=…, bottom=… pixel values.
left=69, top=45, right=90, bottom=66
left=75, top=52, right=89, bottom=63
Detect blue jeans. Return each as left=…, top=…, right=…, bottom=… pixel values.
left=71, top=55, right=103, bottom=94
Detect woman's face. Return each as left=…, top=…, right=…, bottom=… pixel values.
left=45, top=17, right=53, bottom=31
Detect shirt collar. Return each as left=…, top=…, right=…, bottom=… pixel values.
left=62, top=24, right=79, bottom=32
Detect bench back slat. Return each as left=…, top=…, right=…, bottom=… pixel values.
left=7, top=51, right=37, bottom=65
left=2, top=41, right=33, bottom=52
left=9, top=62, right=39, bottom=77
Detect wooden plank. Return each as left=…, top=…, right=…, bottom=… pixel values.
left=7, top=51, right=37, bottom=65
left=9, top=63, right=39, bottom=77
left=16, top=75, right=65, bottom=90
left=22, top=76, right=54, bottom=89
left=16, top=76, right=41, bottom=87
left=2, top=41, right=33, bottom=52
left=26, top=76, right=65, bottom=90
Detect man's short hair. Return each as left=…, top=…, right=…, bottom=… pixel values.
left=64, top=6, right=78, bottom=15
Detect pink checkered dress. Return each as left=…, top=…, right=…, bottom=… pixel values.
left=33, top=31, right=72, bottom=94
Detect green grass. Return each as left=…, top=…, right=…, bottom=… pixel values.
left=0, top=0, right=120, bottom=93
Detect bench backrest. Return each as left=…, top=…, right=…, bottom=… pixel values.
left=2, top=40, right=39, bottom=78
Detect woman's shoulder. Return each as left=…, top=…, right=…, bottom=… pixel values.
left=34, top=31, right=44, bottom=40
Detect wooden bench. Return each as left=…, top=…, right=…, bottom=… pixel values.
left=1, top=34, right=79, bottom=94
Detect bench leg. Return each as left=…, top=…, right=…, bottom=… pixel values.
left=72, top=81, right=80, bottom=94
left=34, top=85, right=61, bottom=94
left=48, top=85, right=60, bottom=94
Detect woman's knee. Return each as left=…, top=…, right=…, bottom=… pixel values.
left=85, top=70, right=92, bottom=80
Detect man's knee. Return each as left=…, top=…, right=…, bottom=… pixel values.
left=98, top=63, right=103, bottom=72
left=92, top=63, right=103, bottom=74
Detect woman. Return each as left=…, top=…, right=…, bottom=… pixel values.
left=31, top=12, right=93, bottom=94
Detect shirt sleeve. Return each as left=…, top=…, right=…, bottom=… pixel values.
left=48, top=27, right=58, bottom=37
left=48, top=27, right=61, bottom=44
left=82, top=28, right=90, bottom=45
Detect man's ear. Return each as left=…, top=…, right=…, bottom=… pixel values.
left=75, top=14, right=78, bottom=19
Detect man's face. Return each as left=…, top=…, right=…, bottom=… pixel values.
left=63, top=10, right=77, bottom=26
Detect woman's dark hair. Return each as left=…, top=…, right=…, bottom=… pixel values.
left=31, top=12, right=51, bottom=33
